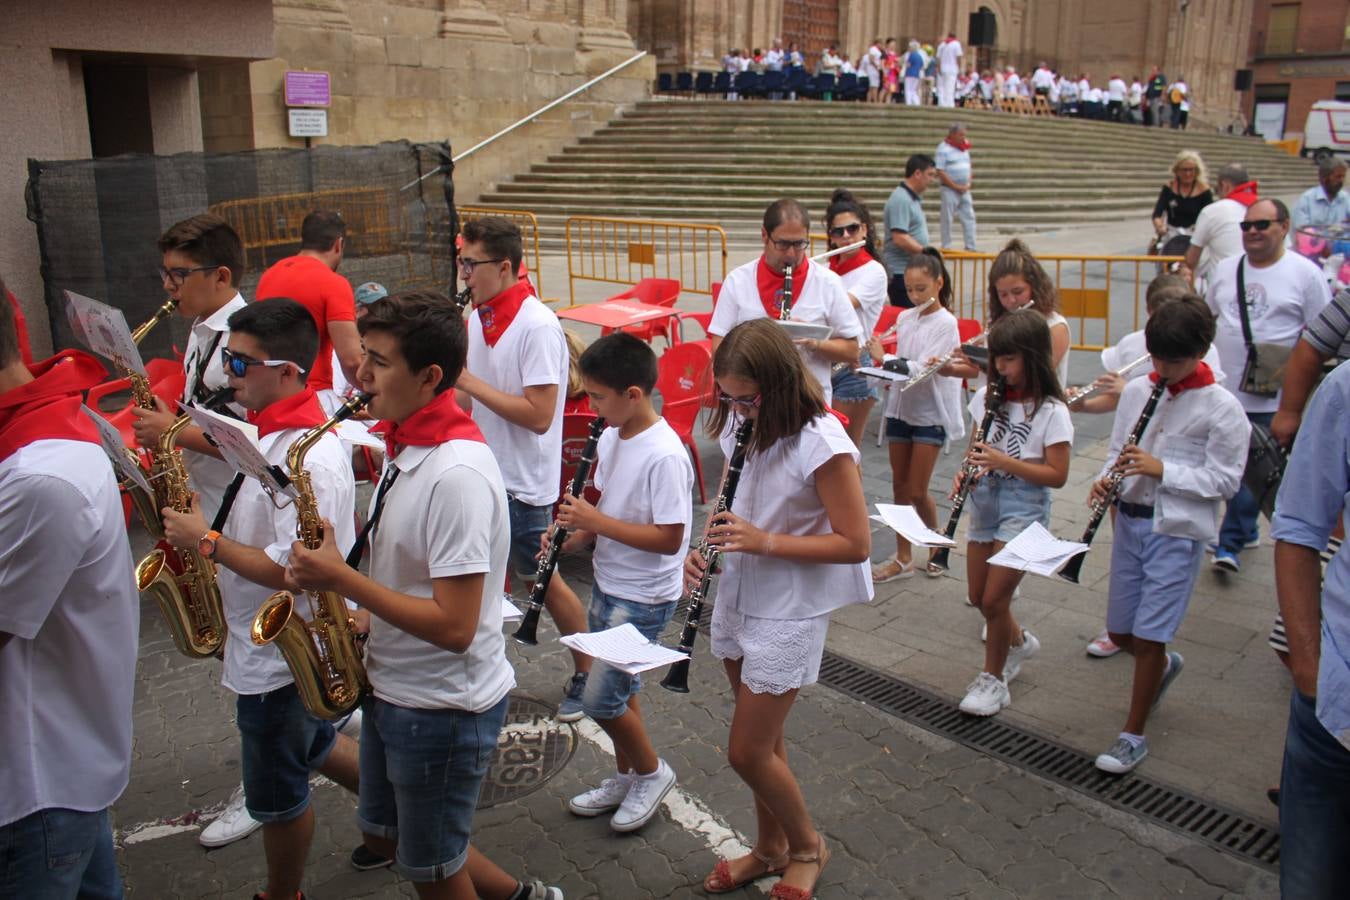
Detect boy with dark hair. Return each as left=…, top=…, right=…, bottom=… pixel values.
left=287, top=289, right=562, bottom=900
left=160, top=297, right=360, bottom=900
left=454, top=217, right=594, bottom=720
left=553, top=333, right=693, bottom=832
left=1, top=270, right=138, bottom=897
left=1088, top=296, right=1250, bottom=773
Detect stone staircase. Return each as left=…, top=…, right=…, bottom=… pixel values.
left=477, top=98, right=1316, bottom=249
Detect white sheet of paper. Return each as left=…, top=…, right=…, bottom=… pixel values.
left=775, top=320, right=833, bottom=341
left=559, top=623, right=689, bottom=675
left=858, top=366, right=910, bottom=383
left=335, top=419, right=384, bottom=450
left=871, top=504, right=957, bottom=547
left=180, top=404, right=295, bottom=497
left=500, top=595, right=523, bottom=621
left=64, top=291, right=146, bottom=376
left=987, top=522, right=1088, bottom=577
left=80, top=406, right=153, bottom=494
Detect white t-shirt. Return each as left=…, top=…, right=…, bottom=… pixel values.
left=709, top=257, right=864, bottom=405
left=592, top=419, right=694, bottom=604
left=714, top=414, right=872, bottom=619
left=0, top=440, right=138, bottom=826
left=1204, top=252, right=1332, bottom=412
left=1129, top=81, right=1143, bottom=105
left=1190, top=198, right=1247, bottom=282
left=837, top=258, right=889, bottom=337
left=1107, top=78, right=1127, bottom=101
left=365, top=438, right=515, bottom=712
left=467, top=296, right=569, bottom=506
left=1078, top=78, right=1091, bottom=97
left=182, top=294, right=247, bottom=517
left=1005, top=72, right=1022, bottom=91
left=219, top=424, right=355, bottom=696
left=1032, top=68, right=1055, bottom=90
left=1044, top=311, right=1071, bottom=389
left=883, top=306, right=965, bottom=440
left=937, top=40, right=963, bottom=74
left=1101, top=330, right=1225, bottom=385
left=968, top=388, right=1074, bottom=476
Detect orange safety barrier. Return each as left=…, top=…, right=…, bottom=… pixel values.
left=565, top=216, right=728, bottom=307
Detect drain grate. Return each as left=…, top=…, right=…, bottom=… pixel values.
left=815, top=652, right=1281, bottom=870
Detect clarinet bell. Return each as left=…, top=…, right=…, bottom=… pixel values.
left=928, top=546, right=951, bottom=572
left=511, top=606, right=542, bottom=646
left=659, top=658, right=691, bottom=693
left=1058, top=550, right=1086, bottom=584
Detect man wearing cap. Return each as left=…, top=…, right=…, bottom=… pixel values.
left=330, top=282, right=386, bottom=399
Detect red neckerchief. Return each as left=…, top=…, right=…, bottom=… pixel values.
left=1228, top=181, right=1260, bottom=207
left=247, top=387, right=328, bottom=438
left=6, top=290, right=33, bottom=365
left=826, top=406, right=850, bottom=430
left=477, top=280, right=533, bottom=348
left=1002, top=387, right=1026, bottom=402
left=1151, top=361, right=1216, bottom=396
left=0, top=351, right=107, bottom=462
left=756, top=257, right=810, bottom=318
left=829, top=249, right=873, bottom=278
left=371, top=388, right=485, bottom=458
left=945, top=135, right=972, bottom=152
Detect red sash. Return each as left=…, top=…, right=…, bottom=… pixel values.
left=756, top=257, right=810, bottom=318
left=1151, top=361, right=1215, bottom=396
left=372, top=388, right=485, bottom=458
left=0, top=351, right=107, bottom=462
left=247, top=387, right=328, bottom=438
left=829, top=250, right=873, bottom=278
left=1228, top=181, right=1260, bottom=208
left=477, top=280, right=533, bottom=347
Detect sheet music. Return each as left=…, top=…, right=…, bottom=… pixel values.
left=179, top=404, right=295, bottom=497
left=335, top=419, right=385, bottom=450
left=63, top=291, right=146, bottom=376
left=500, top=595, right=523, bottom=621
left=871, top=504, right=956, bottom=547
left=775, top=320, right=833, bottom=341
left=80, top=406, right=154, bottom=494
left=988, top=522, right=1088, bottom=577
left=559, top=623, right=689, bottom=675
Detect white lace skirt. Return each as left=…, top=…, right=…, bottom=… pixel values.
left=709, top=603, right=830, bottom=695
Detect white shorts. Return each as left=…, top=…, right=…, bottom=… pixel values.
left=710, top=603, right=830, bottom=695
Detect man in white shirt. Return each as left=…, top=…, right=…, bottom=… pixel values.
left=454, top=217, right=592, bottom=719
left=1031, top=62, right=1055, bottom=97
left=0, top=272, right=138, bottom=898
left=708, top=198, right=863, bottom=404
left=1107, top=75, right=1127, bottom=122
left=1128, top=77, right=1144, bottom=122
left=1204, top=198, right=1332, bottom=573
left=936, top=33, right=963, bottom=108
left=863, top=38, right=883, bottom=102
left=1186, top=163, right=1260, bottom=286
left=935, top=123, right=977, bottom=251
left=1292, top=157, right=1350, bottom=232
left=1003, top=66, right=1021, bottom=101
left=1169, top=78, right=1190, bottom=129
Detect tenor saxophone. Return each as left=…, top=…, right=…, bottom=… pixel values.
left=251, top=393, right=371, bottom=720
left=116, top=299, right=182, bottom=535
left=135, top=413, right=227, bottom=658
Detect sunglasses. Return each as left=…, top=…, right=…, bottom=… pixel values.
left=717, top=391, right=762, bottom=409
left=221, top=347, right=306, bottom=377
left=828, top=223, right=864, bottom=238
left=1239, top=219, right=1284, bottom=233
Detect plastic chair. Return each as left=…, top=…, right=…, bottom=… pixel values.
left=86, top=358, right=187, bottom=454
left=655, top=342, right=714, bottom=503
left=874, top=305, right=901, bottom=355
left=675, top=280, right=720, bottom=343
left=657, top=73, right=673, bottom=93
left=785, top=68, right=809, bottom=98
left=675, top=72, right=694, bottom=96
left=836, top=72, right=858, bottom=100
left=598, top=278, right=683, bottom=346
left=762, top=70, right=786, bottom=98
left=713, top=71, right=731, bottom=97
left=559, top=412, right=603, bottom=511
left=736, top=71, right=762, bottom=98
left=695, top=71, right=715, bottom=95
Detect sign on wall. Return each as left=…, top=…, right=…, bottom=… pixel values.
left=288, top=108, right=329, bottom=138
left=284, top=70, right=331, bottom=107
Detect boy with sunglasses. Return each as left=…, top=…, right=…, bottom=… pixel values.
left=160, top=299, right=361, bottom=900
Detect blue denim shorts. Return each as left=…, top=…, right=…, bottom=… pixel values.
left=1106, top=509, right=1203, bottom=643
left=507, top=495, right=553, bottom=579
left=0, top=807, right=121, bottom=900
left=236, top=683, right=338, bottom=823
left=357, top=693, right=509, bottom=883
left=582, top=585, right=678, bottom=719
left=966, top=476, right=1051, bottom=543
left=885, top=417, right=946, bottom=446
left=831, top=350, right=880, bottom=402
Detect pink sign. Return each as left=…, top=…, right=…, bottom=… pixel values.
left=284, top=70, right=331, bottom=107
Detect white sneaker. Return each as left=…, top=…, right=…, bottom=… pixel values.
left=199, top=784, right=261, bottom=848
left=1003, top=630, right=1041, bottom=683
left=959, top=672, right=1010, bottom=717
left=336, top=707, right=364, bottom=740
left=568, top=773, right=634, bottom=817
left=610, top=760, right=676, bottom=832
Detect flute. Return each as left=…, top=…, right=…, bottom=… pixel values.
left=1065, top=354, right=1152, bottom=405
left=928, top=377, right=1005, bottom=572
left=810, top=240, right=866, bottom=262
left=899, top=331, right=987, bottom=393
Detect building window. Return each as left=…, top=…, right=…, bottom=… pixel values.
left=1265, top=3, right=1299, bottom=55
left=1336, top=82, right=1350, bottom=102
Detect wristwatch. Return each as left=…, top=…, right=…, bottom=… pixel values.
left=198, top=529, right=221, bottom=558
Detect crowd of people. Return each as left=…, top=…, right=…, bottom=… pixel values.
left=3, top=145, right=1349, bottom=899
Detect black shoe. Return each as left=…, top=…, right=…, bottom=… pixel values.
left=351, top=843, right=393, bottom=871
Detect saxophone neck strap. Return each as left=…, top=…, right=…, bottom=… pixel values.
left=345, top=466, right=402, bottom=569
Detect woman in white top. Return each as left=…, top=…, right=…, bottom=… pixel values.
left=824, top=188, right=889, bottom=446
left=687, top=318, right=871, bottom=899
left=984, top=239, right=1070, bottom=388
left=869, top=249, right=967, bottom=582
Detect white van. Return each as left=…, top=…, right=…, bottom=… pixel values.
left=1303, top=100, right=1350, bottom=162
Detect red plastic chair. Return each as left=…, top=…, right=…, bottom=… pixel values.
left=559, top=412, right=604, bottom=512
left=676, top=280, right=721, bottom=343
left=874, top=305, right=901, bottom=355
left=599, top=278, right=682, bottom=346
left=655, top=341, right=713, bottom=503
left=957, top=317, right=982, bottom=344
left=86, top=358, right=187, bottom=455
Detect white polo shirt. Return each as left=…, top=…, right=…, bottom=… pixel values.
left=0, top=440, right=138, bottom=826
left=713, top=414, right=872, bottom=620
left=1190, top=198, right=1247, bottom=282
left=709, top=257, right=864, bottom=405
left=467, top=297, right=569, bottom=506
left=218, top=425, right=355, bottom=696
left=937, top=40, right=963, bottom=74
left=182, top=293, right=247, bottom=518
left=838, top=258, right=889, bottom=337
left=592, top=419, right=694, bottom=604
left=365, top=438, right=515, bottom=712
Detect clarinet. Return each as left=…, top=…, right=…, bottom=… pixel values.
left=661, top=417, right=755, bottom=693
left=779, top=264, right=794, bottom=320
left=512, top=417, right=607, bottom=645
left=450, top=285, right=472, bottom=316
left=1060, top=376, right=1168, bottom=584
left=929, top=377, right=1005, bottom=572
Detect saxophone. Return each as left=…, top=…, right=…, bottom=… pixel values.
left=251, top=393, right=372, bottom=720
left=122, top=298, right=181, bottom=537
left=135, top=413, right=227, bottom=658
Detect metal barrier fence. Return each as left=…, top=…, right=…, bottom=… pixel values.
left=457, top=205, right=548, bottom=298
left=565, top=217, right=728, bottom=306
left=211, top=187, right=404, bottom=273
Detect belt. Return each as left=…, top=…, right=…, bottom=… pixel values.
left=1116, top=500, right=1155, bottom=519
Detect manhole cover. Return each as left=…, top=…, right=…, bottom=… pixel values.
left=478, top=694, right=577, bottom=809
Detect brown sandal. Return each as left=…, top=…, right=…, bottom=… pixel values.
left=703, top=848, right=790, bottom=894
left=768, top=835, right=831, bottom=900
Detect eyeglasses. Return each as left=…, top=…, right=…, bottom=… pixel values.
left=221, top=347, right=307, bottom=377
left=769, top=238, right=810, bottom=252
left=1239, top=219, right=1284, bottom=233
left=457, top=256, right=505, bottom=275
left=157, top=265, right=219, bottom=287
left=828, top=223, right=864, bottom=238
left=718, top=390, right=762, bottom=409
